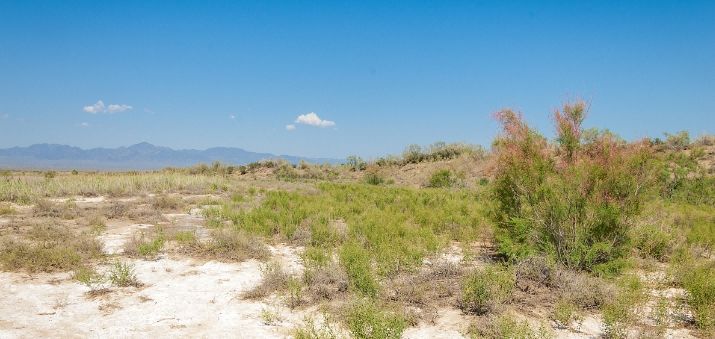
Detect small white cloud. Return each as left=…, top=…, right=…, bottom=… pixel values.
left=145, top=108, right=155, bottom=114
left=1, top=114, right=8, bottom=119
left=83, top=100, right=132, bottom=114
left=286, top=124, right=296, bottom=130
left=230, top=115, right=235, bottom=119
left=108, top=104, right=132, bottom=113
left=83, top=100, right=105, bottom=113
left=76, top=122, right=90, bottom=127
left=294, top=112, right=335, bottom=127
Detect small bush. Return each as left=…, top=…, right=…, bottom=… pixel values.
left=152, top=195, right=185, bottom=211
left=339, top=242, right=378, bottom=296
left=663, top=130, right=690, bottom=150
left=680, top=262, right=715, bottom=332
left=345, top=299, right=407, bottom=339
left=363, top=171, right=384, bottom=186
left=243, top=261, right=290, bottom=299
left=303, top=263, right=349, bottom=301
left=108, top=260, right=139, bottom=287
left=601, top=275, right=649, bottom=339
left=428, top=169, right=464, bottom=188
left=73, top=266, right=106, bottom=291
left=33, top=199, right=78, bottom=220
left=694, top=132, right=715, bottom=146
left=468, top=314, right=553, bottom=339
left=552, top=298, right=583, bottom=329
left=631, top=223, right=672, bottom=261
left=459, top=264, right=514, bottom=315
left=86, top=214, right=106, bottom=235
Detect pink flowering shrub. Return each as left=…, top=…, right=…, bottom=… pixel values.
left=488, top=98, right=655, bottom=272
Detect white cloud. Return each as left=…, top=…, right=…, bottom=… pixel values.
left=145, top=108, right=155, bottom=114
left=83, top=100, right=132, bottom=114
left=1, top=114, right=8, bottom=119
left=83, top=100, right=105, bottom=113
left=230, top=115, right=235, bottom=119
left=76, top=122, right=90, bottom=127
left=286, top=124, right=296, bottom=130
left=108, top=104, right=132, bottom=113
left=294, top=112, right=335, bottom=127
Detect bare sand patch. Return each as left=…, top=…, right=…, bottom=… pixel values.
left=0, top=257, right=312, bottom=338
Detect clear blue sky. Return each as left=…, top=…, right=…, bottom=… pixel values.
left=1, top=1, right=713, bottom=159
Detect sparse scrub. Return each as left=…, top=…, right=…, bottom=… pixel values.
left=694, top=132, right=715, bottom=146
left=303, top=263, right=349, bottom=302
left=0, top=171, right=229, bottom=203
left=124, top=229, right=166, bottom=257
left=151, top=194, right=185, bottom=211
left=108, top=260, right=139, bottom=287
left=0, top=220, right=103, bottom=272
left=294, top=313, right=344, bottom=339
left=33, top=199, right=78, bottom=219
left=73, top=265, right=106, bottom=292
left=244, top=261, right=290, bottom=299
left=663, top=130, right=690, bottom=150
left=601, top=275, right=649, bottom=339
left=468, top=314, right=553, bottom=339
left=678, top=261, right=715, bottom=333
left=344, top=299, right=408, bottom=339
left=0, top=203, right=15, bottom=215
left=459, top=264, right=515, bottom=315
left=86, top=213, right=106, bottom=235
left=428, top=169, right=464, bottom=188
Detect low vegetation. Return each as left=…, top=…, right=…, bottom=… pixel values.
left=1, top=98, right=714, bottom=338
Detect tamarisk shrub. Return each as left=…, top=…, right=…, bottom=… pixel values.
left=488, top=98, right=656, bottom=272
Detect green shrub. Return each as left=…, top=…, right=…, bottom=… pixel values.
left=681, top=262, right=715, bottom=332
left=275, top=164, right=300, bottom=180
left=459, top=264, right=514, bottom=315
left=108, top=260, right=139, bottom=287
left=339, top=242, right=378, bottom=296
left=489, top=99, right=655, bottom=271
left=345, top=299, right=407, bottom=339
left=631, top=223, right=671, bottom=261
left=428, top=169, right=464, bottom=188
left=363, top=171, right=384, bottom=185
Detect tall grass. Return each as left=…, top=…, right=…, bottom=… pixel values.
left=0, top=172, right=230, bottom=203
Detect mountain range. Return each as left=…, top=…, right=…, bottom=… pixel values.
left=0, top=142, right=344, bottom=171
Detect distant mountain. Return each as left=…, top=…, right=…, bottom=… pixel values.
left=0, top=142, right=344, bottom=171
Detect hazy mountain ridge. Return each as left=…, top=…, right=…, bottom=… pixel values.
left=0, top=142, right=343, bottom=170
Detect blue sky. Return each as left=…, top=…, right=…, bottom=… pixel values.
left=0, top=1, right=713, bottom=159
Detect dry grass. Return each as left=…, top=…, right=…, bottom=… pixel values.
left=243, top=261, right=290, bottom=300
left=303, top=263, right=350, bottom=302
left=33, top=199, right=79, bottom=219
left=0, top=219, right=103, bottom=272
left=176, top=228, right=270, bottom=262
left=0, top=172, right=230, bottom=204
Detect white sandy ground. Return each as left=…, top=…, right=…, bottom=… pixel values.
left=0, top=197, right=700, bottom=338
left=0, top=256, right=318, bottom=339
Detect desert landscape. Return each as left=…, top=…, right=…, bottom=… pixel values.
left=2, top=108, right=714, bottom=338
